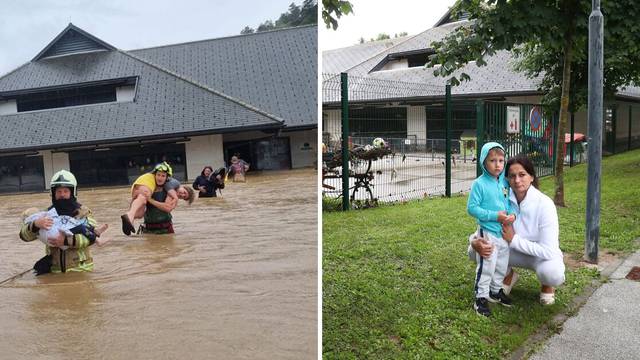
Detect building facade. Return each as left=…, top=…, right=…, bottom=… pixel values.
left=0, top=24, right=317, bottom=193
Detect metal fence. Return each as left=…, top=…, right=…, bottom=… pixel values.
left=480, top=101, right=557, bottom=178
left=322, top=74, right=474, bottom=207
left=322, top=137, right=477, bottom=203
left=322, top=73, right=640, bottom=210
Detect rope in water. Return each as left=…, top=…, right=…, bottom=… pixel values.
left=0, top=268, right=32, bottom=286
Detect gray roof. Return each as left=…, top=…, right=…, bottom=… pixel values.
left=130, top=25, right=317, bottom=128
left=324, top=21, right=640, bottom=102
left=33, top=23, right=116, bottom=61
left=322, top=36, right=410, bottom=74
left=0, top=50, right=282, bottom=153
left=0, top=24, right=317, bottom=153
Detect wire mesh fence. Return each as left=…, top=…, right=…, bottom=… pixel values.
left=322, top=73, right=640, bottom=210
left=322, top=138, right=477, bottom=203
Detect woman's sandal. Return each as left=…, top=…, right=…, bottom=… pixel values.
left=503, top=270, right=519, bottom=295
left=540, top=292, right=555, bottom=306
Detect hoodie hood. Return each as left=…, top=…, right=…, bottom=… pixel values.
left=479, top=142, right=506, bottom=178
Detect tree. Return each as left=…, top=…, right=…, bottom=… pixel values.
left=240, top=26, right=255, bottom=35
left=322, top=0, right=353, bottom=30
left=241, top=1, right=318, bottom=34
left=427, top=0, right=640, bottom=206
left=373, top=33, right=391, bottom=41
left=257, top=20, right=276, bottom=32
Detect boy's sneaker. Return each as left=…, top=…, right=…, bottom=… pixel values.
left=474, top=297, right=491, bottom=317
left=489, top=289, right=513, bottom=307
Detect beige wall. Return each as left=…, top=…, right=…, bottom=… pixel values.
left=407, top=105, right=426, bottom=142
left=287, top=129, right=317, bottom=168
left=322, top=109, right=341, bottom=148
left=185, top=134, right=224, bottom=181
left=40, top=150, right=70, bottom=190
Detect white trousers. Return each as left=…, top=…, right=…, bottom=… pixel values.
left=473, top=229, right=510, bottom=299
left=468, top=238, right=566, bottom=289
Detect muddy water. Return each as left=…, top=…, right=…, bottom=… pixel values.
left=0, top=169, right=317, bottom=359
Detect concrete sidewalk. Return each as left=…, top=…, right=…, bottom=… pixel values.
left=530, top=250, right=640, bottom=360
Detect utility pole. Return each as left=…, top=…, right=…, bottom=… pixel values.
left=585, top=0, right=603, bottom=263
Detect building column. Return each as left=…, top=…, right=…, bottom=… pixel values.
left=40, top=150, right=70, bottom=190
left=184, top=134, right=224, bottom=182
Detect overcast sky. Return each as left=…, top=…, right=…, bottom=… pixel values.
left=320, top=0, right=454, bottom=51
left=0, top=0, right=303, bottom=76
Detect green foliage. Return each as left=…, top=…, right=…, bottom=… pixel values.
left=427, top=0, right=640, bottom=110
left=322, top=195, right=342, bottom=211
left=373, top=33, right=391, bottom=41
left=241, top=0, right=317, bottom=34
left=323, top=149, right=640, bottom=357
left=322, top=0, right=353, bottom=30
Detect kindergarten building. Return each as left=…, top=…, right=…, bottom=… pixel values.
left=322, top=9, right=640, bottom=157
left=0, top=24, right=317, bottom=193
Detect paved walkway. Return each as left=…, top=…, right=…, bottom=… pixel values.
left=531, top=250, right=640, bottom=360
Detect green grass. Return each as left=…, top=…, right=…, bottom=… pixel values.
left=323, top=149, right=640, bottom=359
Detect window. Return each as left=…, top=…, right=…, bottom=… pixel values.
left=373, top=50, right=435, bottom=72
left=16, top=84, right=117, bottom=112
left=0, top=77, right=137, bottom=113
left=349, top=107, right=408, bottom=138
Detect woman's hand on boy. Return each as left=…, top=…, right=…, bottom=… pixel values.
left=502, top=223, right=515, bottom=243
left=471, top=237, right=494, bottom=259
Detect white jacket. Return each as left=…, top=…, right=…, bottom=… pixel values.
left=509, top=186, right=563, bottom=260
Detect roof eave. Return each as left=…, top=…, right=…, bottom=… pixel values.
left=0, top=123, right=285, bottom=155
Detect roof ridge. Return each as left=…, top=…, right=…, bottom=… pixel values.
left=128, top=24, right=317, bottom=52
left=338, top=30, right=429, bottom=74
left=118, top=50, right=285, bottom=125
left=324, top=36, right=410, bottom=53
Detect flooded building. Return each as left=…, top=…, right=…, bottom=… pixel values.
left=0, top=24, right=317, bottom=192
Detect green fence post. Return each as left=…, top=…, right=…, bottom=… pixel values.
left=476, top=100, right=484, bottom=177
left=340, top=73, right=350, bottom=211
left=445, top=84, right=451, bottom=197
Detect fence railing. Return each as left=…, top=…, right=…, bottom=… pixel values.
left=322, top=138, right=477, bottom=204
left=322, top=72, right=640, bottom=211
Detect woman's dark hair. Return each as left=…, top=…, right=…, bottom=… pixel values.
left=201, top=166, right=214, bottom=176
left=506, top=155, right=539, bottom=189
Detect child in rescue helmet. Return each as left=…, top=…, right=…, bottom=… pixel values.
left=121, top=161, right=194, bottom=235
left=467, top=142, right=516, bottom=317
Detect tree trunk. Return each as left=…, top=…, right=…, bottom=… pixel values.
left=554, top=28, right=575, bottom=207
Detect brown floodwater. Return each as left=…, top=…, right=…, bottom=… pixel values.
left=0, top=169, right=317, bottom=359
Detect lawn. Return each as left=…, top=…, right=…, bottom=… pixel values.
left=323, top=149, right=640, bottom=358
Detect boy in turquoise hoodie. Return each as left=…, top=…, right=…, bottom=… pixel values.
left=468, top=142, right=515, bottom=317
